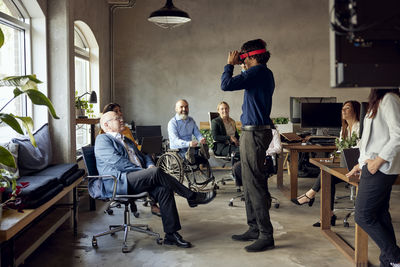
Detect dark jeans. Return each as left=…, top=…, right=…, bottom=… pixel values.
left=355, top=165, right=400, bottom=267
left=240, top=129, right=273, bottom=240
left=311, top=174, right=343, bottom=211
left=126, top=167, right=195, bottom=234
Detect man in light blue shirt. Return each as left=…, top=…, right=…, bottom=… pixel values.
left=168, top=99, right=209, bottom=164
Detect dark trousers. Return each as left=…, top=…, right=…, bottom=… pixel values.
left=126, top=167, right=195, bottom=234
left=355, top=165, right=400, bottom=267
left=311, top=174, right=343, bottom=211
left=239, top=129, right=273, bottom=240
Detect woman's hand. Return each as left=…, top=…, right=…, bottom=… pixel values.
left=365, top=157, right=386, bottom=175
left=230, top=136, right=239, bottom=146
left=346, top=164, right=361, bottom=178
left=227, top=51, right=240, bottom=65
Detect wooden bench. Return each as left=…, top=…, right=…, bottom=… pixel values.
left=0, top=176, right=83, bottom=266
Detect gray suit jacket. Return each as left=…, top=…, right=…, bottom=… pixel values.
left=94, top=133, right=154, bottom=199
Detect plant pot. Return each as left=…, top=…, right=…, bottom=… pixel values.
left=76, top=108, right=87, bottom=118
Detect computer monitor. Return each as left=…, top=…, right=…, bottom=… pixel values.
left=290, top=97, right=337, bottom=123
left=135, top=125, right=162, bottom=145
left=300, top=103, right=342, bottom=135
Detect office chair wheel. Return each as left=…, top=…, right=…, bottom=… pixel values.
left=92, top=238, right=98, bottom=248
left=214, top=184, right=219, bottom=190
left=240, top=197, right=245, bottom=201
left=344, top=222, right=350, bottom=228
left=156, top=238, right=163, bottom=245
left=274, top=203, right=280, bottom=208
left=157, top=152, right=184, bottom=183
left=105, top=209, right=114, bottom=215
left=228, top=201, right=233, bottom=207
left=236, top=188, right=241, bottom=193
left=122, top=245, right=130, bottom=253
left=116, top=204, right=121, bottom=208
left=133, top=211, right=140, bottom=218
left=222, top=181, right=226, bottom=185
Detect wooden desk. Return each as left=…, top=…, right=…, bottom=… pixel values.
left=75, top=118, right=100, bottom=145
left=309, top=158, right=400, bottom=267
left=276, top=143, right=336, bottom=200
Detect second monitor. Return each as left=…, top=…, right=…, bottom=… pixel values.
left=301, top=103, right=342, bottom=136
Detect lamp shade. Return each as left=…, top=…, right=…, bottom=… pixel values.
left=148, top=0, right=191, bottom=29
left=89, top=91, right=97, bottom=104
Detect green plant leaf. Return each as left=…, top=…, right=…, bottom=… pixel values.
left=0, top=113, right=24, bottom=134
left=0, top=75, right=42, bottom=88
left=13, top=87, right=24, bottom=97
left=0, top=146, right=16, bottom=168
left=0, top=27, right=4, bottom=48
left=15, top=116, right=36, bottom=147
left=25, top=89, right=59, bottom=119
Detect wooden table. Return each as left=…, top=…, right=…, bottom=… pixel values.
left=276, top=143, right=337, bottom=200
left=309, top=158, right=400, bottom=267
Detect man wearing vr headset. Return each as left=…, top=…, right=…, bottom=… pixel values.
left=221, top=39, right=275, bottom=252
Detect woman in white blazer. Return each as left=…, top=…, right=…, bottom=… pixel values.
left=347, top=89, right=400, bottom=267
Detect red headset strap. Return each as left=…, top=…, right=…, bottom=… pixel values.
left=239, top=48, right=267, bottom=60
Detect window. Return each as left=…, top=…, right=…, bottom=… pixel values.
left=74, top=23, right=99, bottom=149
left=0, top=0, right=30, bottom=142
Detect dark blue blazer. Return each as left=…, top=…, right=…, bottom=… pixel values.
left=94, top=133, right=154, bottom=199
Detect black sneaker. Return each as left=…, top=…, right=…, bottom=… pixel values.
left=245, top=238, right=275, bottom=252
left=232, top=229, right=259, bottom=241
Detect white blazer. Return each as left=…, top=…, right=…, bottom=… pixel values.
left=358, top=93, right=400, bottom=175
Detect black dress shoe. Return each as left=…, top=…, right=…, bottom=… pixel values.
left=245, top=238, right=275, bottom=252
left=313, top=215, right=337, bottom=227
left=232, top=229, right=259, bottom=241
left=291, top=193, right=315, bottom=207
left=164, top=232, right=192, bottom=248
left=187, top=190, right=216, bottom=208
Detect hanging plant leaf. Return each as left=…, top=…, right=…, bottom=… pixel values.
left=25, top=89, right=59, bottom=119
left=0, top=146, right=16, bottom=168
left=0, top=113, right=24, bottom=134
left=0, top=27, right=4, bottom=48
left=0, top=75, right=42, bottom=88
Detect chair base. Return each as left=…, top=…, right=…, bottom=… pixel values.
left=92, top=203, right=162, bottom=253
left=228, top=194, right=280, bottom=209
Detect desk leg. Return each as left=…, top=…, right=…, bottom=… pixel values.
left=90, top=124, right=96, bottom=146
left=277, top=152, right=284, bottom=188
left=73, top=187, right=78, bottom=236
left=289, top=150, right=298, bottom=200
left=320, top=170, right=331, bottom=230
left=355, top=185, right=368, bottom=266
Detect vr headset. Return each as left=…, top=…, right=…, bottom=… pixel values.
left=239, top=48, right=267, bottom=63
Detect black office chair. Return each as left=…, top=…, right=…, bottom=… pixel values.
left=208, top=112, right=240, bottom=186
left=81, top=146, right=162, bottom=253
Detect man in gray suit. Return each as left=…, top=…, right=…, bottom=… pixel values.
left=95, top=111, right=216, bottom=248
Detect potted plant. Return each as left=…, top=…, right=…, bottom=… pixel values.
left=0, top=27, right=59, bottom=214
left=334, top=132, right=359, bottom=166
left=75, top=91, right=95, bottom=118
left=272, top=117, right=292, bottom=133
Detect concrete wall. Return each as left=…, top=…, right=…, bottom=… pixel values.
left=113, top=0, right=369, bottom=136
left=44, top=0, right=111, bottom=162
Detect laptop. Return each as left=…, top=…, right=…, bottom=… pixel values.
left=140, top=136, right=163, bottom=155
left=342, top=148, right=360, bottom=171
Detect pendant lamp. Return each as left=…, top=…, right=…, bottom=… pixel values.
left=148, top=0, right=191, bottom=29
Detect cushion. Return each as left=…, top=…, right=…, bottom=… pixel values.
left=12, top=123, right=52, bottom=176
left=3, top=175, right=60, bottom=200
left=34, top=163, right=79, bottom=185
left=63, top=169, right=85, bottom=186
left=22, top=184, right=64, bottom=209
left=0, top=142, right=19, bottom=177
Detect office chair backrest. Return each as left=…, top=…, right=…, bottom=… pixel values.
left=82, top=146, right=99, bottom=176
left=208, top=112, right=219, bottom=126
left=135, top=125, right=162, bottom=145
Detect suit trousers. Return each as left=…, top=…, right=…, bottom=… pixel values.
left=355, top=165, right=400, bottom=267
left=239, top=129, right=273, bottom=240
left=126, top=167, right=195, bottom=234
